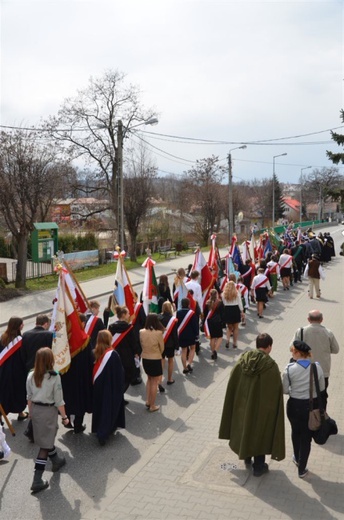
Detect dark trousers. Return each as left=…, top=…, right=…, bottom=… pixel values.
left=287, top=398, right=314, bottom=474
left=252, top=454, right=265, bottom=470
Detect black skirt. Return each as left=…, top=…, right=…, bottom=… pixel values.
left=142, top=358, right=163, bottom=377
left=223, top=305, right=241, bottom=325
left=255, top=288, right=268, bottom=303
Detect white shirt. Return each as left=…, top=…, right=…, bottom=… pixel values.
left=185, top=279, right=203, bottom=309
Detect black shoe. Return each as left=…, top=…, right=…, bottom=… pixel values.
left=187, top=364, right=193, bottom=373
left=74, top=425, right=86, bottom=434
left=183, top=368, right=190, bottom=374
left=211, top=350, right=217, bottom=360
left=244, top=457, right=252, bottom=466
left=225, top=342, right=229, bottom=349
left=158, top=384, right=165, bottom=393
left=253, top=463, right=269, bottom=477
left=24, top=430, right=34, bottom=443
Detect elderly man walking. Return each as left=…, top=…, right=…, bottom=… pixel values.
left=291, top=310, right=340, bottom=408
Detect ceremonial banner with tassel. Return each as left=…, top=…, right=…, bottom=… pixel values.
left=114, top=250, right=136, bottom=319
left=62, top=258, right=89, bottom=313
left=51, top=265, right=89, bottom=374
left=192, top=247, right=215, bottom=310
left=142, top=257, right=159, bottom=315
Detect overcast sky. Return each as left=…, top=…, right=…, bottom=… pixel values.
left=1, top=0, right=343, bottom=184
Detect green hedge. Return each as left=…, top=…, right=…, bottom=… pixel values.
left=58, top=233, right=99, bottom=253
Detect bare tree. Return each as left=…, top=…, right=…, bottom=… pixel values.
left=303, top=167, right=343, bottom=219
left=44, top=70, right=157, bottom=225
left=123, top=143, right=157, bottom=261
left=0, top=130, right=68, bottom=288
left=184, top=156, right=225, bottom=245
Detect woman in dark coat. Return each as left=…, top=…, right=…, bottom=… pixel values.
left=60, top=314, right=93, bottom=434
left=176, top=298, right=199, bottom=374
left=204, top=289, right=224, bottom=360
left=158, top=274, right=174, bottom=313
left=0, top=316, right=28, bottom=420
left=92, top=330, right=125, bottom=446
left=158, top=301, right=179, bottom=386
left=108, top=306, right=139, bottom=393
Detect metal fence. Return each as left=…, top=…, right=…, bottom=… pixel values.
left=10, top=260, right=54, bottom=283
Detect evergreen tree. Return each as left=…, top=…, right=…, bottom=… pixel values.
left=327, top=109, right=344, bottom=164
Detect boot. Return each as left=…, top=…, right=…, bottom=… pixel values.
left=50, top=453, right=66, bottom=472
left=30, top=470, right=49, bottom=493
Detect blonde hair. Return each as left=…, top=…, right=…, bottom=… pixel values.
left=222, top=281, right=238, bottom=302
left=161, top=301, right=173, bottom=314
left=174, top=267, right=185, bottom=287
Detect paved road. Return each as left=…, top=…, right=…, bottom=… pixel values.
left=0, top=225, right=343, bottom=520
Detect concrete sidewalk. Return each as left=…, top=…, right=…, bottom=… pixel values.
left=1, top=228, right=343, bottom=520
left=80, top=238, right=344, bottom=519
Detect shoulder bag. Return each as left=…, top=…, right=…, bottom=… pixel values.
left=308, top=363, right=338, bottom=445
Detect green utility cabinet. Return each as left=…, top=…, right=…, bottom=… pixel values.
left=31, top=223, right=58, bottom=262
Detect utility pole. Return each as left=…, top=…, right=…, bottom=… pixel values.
left=227, top=145, right=247, bottom=241
left=228, top=153, right=234, bottom=240
left=117, top=120, right=124, bottom=250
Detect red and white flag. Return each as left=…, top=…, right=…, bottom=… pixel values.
left=142, top=257, right=159, bottom=315
left=50, top=268, right=89, bottom=373
left=61, top=260, right=89, bottom=313
left=192, top=248, right=215, bottom=309
left=114, top=255, right=136, bottom=319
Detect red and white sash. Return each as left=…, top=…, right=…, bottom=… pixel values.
left=177, top=310, right=195, bottom=336
left=0, top=336, right=23, bottom=367
left=163, top=317, right=178, bottom=343
left=280, top=256, right=293, bottom=269
left=111, top=325, right=133, bottom=349
left=93, top=348, right=113, bottom=383
left=131, top=302, right=143, bottom=326
left=266, top=263, right=278, bottom=275
left=254, top=276, right=269, bottom=290
left=85, top=314, right=98, bottom=336
left=241, top=267, right=252, bottom=279
left=204, top=302, right=219, bottom=338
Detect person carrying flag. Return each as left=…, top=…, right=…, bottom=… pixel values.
left=158, top=301, right=179, bottom=386
left=204, top=289, right=225, bottom=360
left=177, top=298, right=199, bottom=374
left=108, top=306, right=139, bottom=399
left=92, top=330, right=125, bottom=445
left=0, top=316, right=28, bottom=422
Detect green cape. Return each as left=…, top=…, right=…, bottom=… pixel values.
left=219, top=349, right=285, bottom=461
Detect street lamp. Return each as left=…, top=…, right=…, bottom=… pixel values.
left=228, top=145, right=247, bottom=240
left=117, top=117, right=158, bottom=250
left=299, top=166, right=312, bottom=223
left=272, top=153, right=287, bottom=227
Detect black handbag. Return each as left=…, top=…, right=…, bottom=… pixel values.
left=310, top=363, right=338, bottom=445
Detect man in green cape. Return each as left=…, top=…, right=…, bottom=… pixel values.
left=219, top=333, right=285, bottom=477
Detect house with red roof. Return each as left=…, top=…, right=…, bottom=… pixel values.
left=282, top=198, right=300, bottom=222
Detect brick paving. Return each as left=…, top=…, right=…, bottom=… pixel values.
left=1, top=229, right=343, bottom=520
left=79, top=232, right=343, bottom=520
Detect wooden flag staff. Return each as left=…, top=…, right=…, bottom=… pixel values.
left=0, top=403, right=15, bottom=436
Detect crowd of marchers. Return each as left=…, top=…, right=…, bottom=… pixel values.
left=0, top=227, right=339, bottom=491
